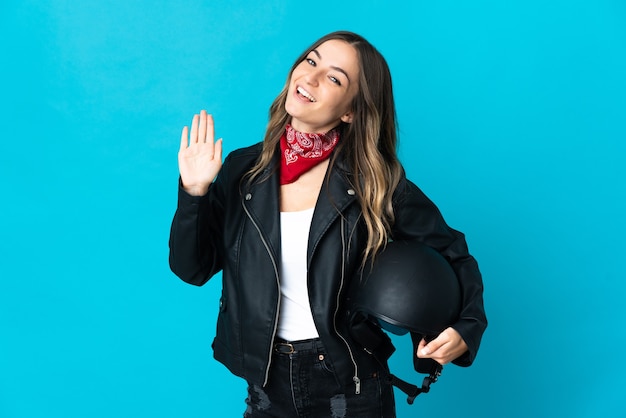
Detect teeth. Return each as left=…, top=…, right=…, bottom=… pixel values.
left=297, top=86, right=316, bottom=102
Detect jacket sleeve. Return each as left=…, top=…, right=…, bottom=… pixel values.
left=391, top=174, right=487, bottom=367
left=168, top=157, right=229, bottom=286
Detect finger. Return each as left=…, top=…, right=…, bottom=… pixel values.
left=214, top=138, right=223, bottom=162
left=198, top=110, right=207, bottom=144
left=203, top=114, right=215, bottom=158
left=180, top=126, right=188, bottom=151
left=416, top=338, right=427, bottom=358
left=417, top=338, right=427, bottom=351
left=206, top=113, right=215, bottom=144
left=420, top=336, right=446, bottom=357
left=190, top=114, right=199, bottom=143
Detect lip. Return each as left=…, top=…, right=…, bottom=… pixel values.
left=294, top=85, right=316, bottom=103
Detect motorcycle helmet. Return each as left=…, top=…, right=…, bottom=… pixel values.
left=346, top=239, right=462, bottom=403
left=348, top=239, right=461, bottom=338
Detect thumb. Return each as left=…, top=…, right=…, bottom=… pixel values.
left=416, top=337, right=430, bottom=357
left=418, top=335, right=445, bottom=357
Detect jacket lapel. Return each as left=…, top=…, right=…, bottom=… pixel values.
left=308, top=162, right=358, bottom=261
left=242, top=167, right=282, bottom=265
left=241, top=154, right=359, bottom=268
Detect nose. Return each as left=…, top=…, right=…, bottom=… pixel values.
left=304, top=68, right=322, bottom=86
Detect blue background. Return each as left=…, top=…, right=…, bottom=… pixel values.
left=1, top=1, right=625, bottom=417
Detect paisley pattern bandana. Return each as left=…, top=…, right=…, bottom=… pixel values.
left=279, top=124, right=340, bottom=185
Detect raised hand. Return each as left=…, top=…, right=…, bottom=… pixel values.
left=178, top=110, right=223, bottom=196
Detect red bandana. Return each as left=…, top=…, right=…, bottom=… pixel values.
left=279, top=124, right=340, bottom=185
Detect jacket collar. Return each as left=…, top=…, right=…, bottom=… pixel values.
left=309, top=160, right=358, bottom=258
left=242, top=150, right=358, bottom=263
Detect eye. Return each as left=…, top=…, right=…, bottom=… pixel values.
left=329, top=76, right=342, bottom=86
left=306, top=58, right=316, bottom=66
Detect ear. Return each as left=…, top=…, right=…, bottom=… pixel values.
left=341, top=111, right=354, bottom=124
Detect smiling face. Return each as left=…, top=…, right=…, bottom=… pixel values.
left=284, top=39, right=360, bottom=134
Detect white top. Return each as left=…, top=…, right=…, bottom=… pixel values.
left=276, top=207, right=319, bottom=341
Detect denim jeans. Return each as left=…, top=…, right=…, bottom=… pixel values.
left=244, top=338, right=396, bottom=418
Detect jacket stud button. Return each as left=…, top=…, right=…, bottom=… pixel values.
left=347, top=189, right=355, bottom=196
left=245, top=193, right=252, bottom=200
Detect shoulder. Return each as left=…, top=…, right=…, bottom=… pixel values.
left=392, top=167, right=437, bottom=208
left=220, top=142, right=264, bottom=176
left=224, top=142, right=263, bottom=165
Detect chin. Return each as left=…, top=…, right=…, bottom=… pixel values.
left=284, top=102, right=303, bottom=122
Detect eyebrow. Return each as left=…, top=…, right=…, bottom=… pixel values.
left=311, top=49, right=351, bottom=84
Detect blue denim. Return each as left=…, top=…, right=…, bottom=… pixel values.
left=244, top=338, right=396, bottom=418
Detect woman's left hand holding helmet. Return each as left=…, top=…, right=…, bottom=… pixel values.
left=416, top=327, right=468, bottom=365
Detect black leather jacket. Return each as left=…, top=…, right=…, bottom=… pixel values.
left=169, top=142, right=487, bottom=391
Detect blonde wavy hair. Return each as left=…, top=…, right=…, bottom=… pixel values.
left=246, top=31, right=402, bottom=261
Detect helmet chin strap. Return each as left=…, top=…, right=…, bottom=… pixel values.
left=349, top=312, right=444, bottom=404
left=385, top=365, right=441, bottom=404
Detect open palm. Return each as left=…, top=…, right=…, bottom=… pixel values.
left=178, top=110, right=223, bottom=196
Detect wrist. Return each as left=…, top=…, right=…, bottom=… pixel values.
left=182, top=183, right=210, bottom=196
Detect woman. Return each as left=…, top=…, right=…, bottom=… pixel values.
left=169, top=31, right=486, bottom=417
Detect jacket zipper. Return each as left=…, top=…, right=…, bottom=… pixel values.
left=333, top=217, right=361, bottom=394
left=243, top=192, right=360, bottom=393
left=241, top=197, right=281, bottom=387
